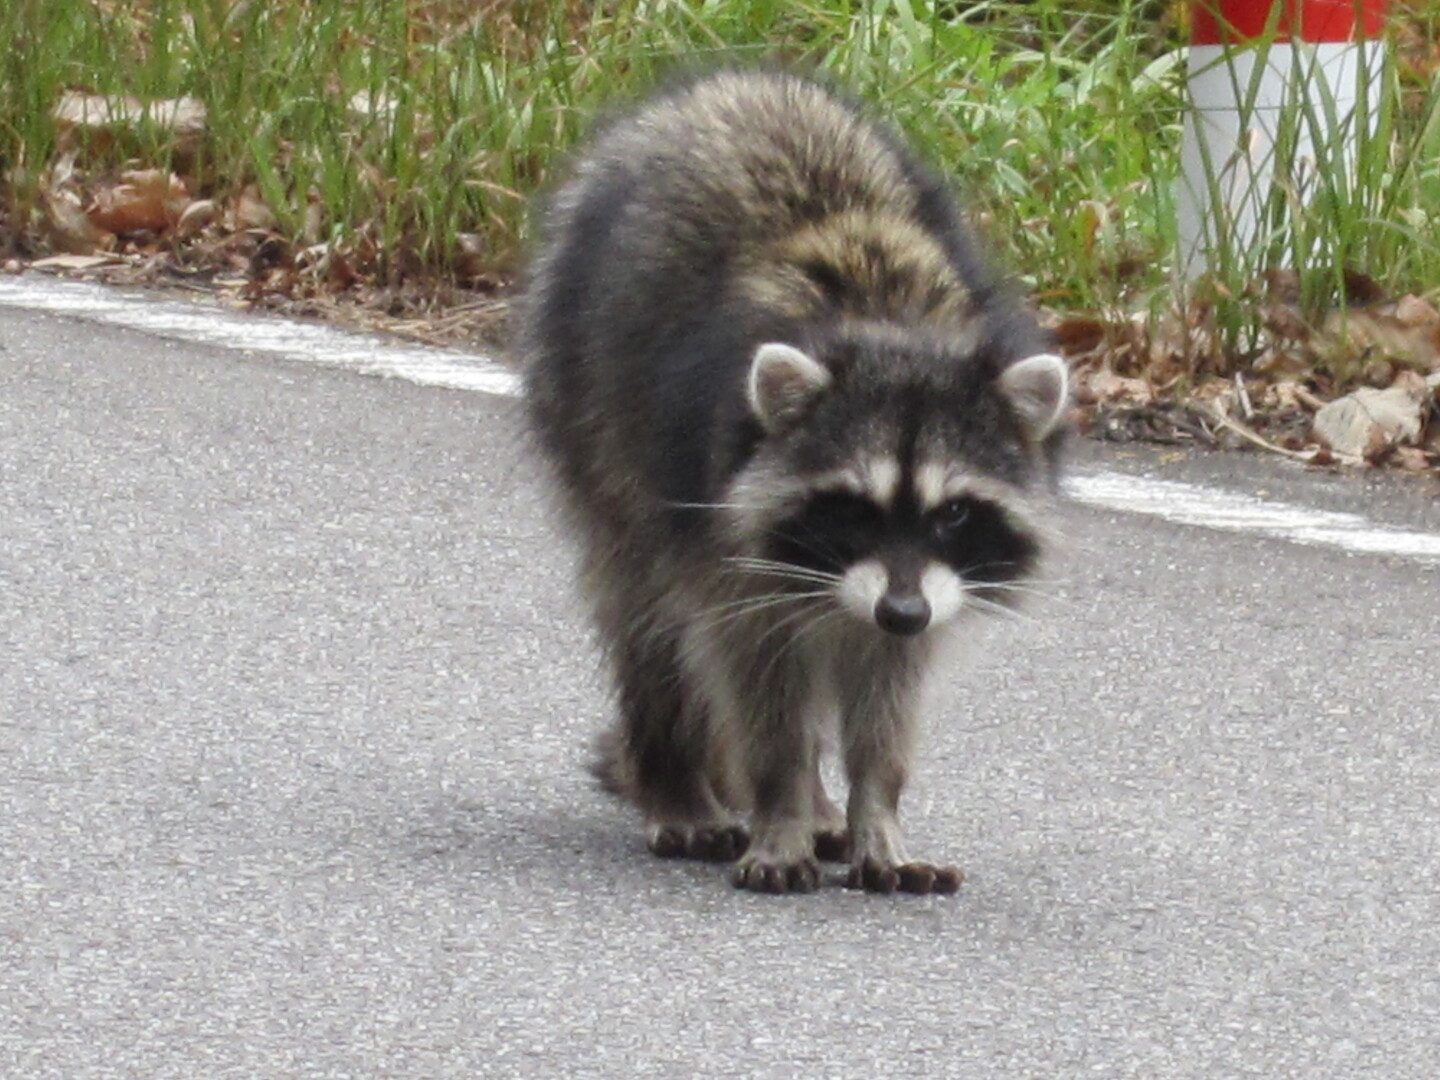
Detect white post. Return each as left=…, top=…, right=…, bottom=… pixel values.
left=1175, top=1, right=1387, bottom=279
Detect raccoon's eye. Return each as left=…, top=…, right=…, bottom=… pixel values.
left=928, top=497, right=1040, bottom=584
left=929, top=498, right=972, bottom=540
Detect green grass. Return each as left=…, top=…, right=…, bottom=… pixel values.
left=2, top=0, right=1438, bottom=372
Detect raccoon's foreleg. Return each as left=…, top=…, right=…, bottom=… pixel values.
left=723, top=665, right=826, bottom=894
left=733, top=734, right=825, bottom=893
left=606, top=617, right=748, bottom=862
left=837, top=645, right=962, bottom=895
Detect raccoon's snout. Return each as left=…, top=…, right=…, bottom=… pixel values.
left=875, top=590, right=930, bottom=636
left=841, top=559, right=961, bottom=636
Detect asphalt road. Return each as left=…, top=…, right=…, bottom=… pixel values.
left=3, top=302, right=1439, bottom=1079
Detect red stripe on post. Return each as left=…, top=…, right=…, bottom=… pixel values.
left=1192, top=1, right=1387, bottom=45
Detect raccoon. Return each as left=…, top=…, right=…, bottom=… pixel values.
left=520, top=70, right=1068, bottom=895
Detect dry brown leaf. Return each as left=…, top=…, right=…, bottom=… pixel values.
left=1318, top=302, right=1440, bottom=374
left=1078, top=367, right=1153, bottom=406
left=40, top=188, right=113, bottom=254
left=1359, top=357, right=1396, bottom=387
left=452, top=232, right=490, bottom=284
left=1341, top=269, right=1388, bottom=305
left=1312, top=371, right=1430, bottom=462
left=1390, top=446, right=1434, bottom=472
left=86, top=170, right=189, bottom=236
left=1262, top=300, right=1311, bottom=342
left=296, top=241, right=361, bottom=291
left=1189, top=377, right=1236, bottom=404
left=1261, top=268, right=1303, bottom=306
left=1393, top=293, right=1440, bottom=327
left=232, top=185, right=279, bottom=232
left=175, top=198, right=219, bottom=237
left=1261, top=379, right=1309, bottom=412
left=1049, top=313, right=1109, bottom=357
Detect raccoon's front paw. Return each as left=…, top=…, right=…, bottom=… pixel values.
left=731, top=854, right=821, bottom=894
left=845, top=858, right=963, bottom=895
left=647, top=822, right=750, bottom=862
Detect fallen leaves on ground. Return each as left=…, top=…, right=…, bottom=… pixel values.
left=10, top=89, right=509, bottom=350
left=1055, top=287, right=1440, bottom=473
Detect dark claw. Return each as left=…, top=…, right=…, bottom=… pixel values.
left=649, top=824, right=750, bottom=861
left=691, top=825, right=749, bottom=862
left=931, top=866, right=964, bottom=894
left=896, top=863, right=936, bottom=894
left=847, top=859, right=962, bottom=895
left=648, top=825, right=688, bottom=859
left=845, top=859, right=897, bottom=893
left=786, top=862, right=819, bottom=893
left=732, top=858, right=820, bottom=894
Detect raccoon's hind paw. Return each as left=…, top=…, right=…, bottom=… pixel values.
left=731, top=856, right=821, bottom=895
left=647, top=823, right=750, bottom=862
left=845, top=859, right=963, bottom=895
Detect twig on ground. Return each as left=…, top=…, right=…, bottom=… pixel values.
left=1206, top=400, right=1320, bottom=462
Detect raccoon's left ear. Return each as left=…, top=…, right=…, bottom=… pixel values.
left=998, top=352, right=1069, bottom=440
left=748, top=343, right=832, bottom=433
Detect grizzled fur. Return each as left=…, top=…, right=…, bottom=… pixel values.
left=520, top=70, right=1068, bottom=894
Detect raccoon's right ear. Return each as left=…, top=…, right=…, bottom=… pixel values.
left=998, top=352, right=1069, bottom=441
left=747, top=343, right=832, bottom=433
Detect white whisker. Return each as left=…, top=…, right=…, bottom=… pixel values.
left=664, top=500, right=745, bottom=511
left=959, top=590, right=1038, bottom=624
left=751, top=599, right=840, bottom=686
left=723, top=556, right=842, bottom=589
left=963, top=578, right=1062, bottom=605
left=688, top=589, right=832, bottom=638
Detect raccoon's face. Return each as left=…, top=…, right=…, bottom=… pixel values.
left=732, top=338, right=1067, bottom=638
left=763, top=478, right=1040, bottom=636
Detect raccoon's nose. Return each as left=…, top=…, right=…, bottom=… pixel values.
left=874, top=591, right=931, bottom=636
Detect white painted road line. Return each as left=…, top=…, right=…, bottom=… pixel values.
left=4, top=274, right=1438, bottom=565
left=0, top=275, right=520, bottom=396
left=1067, top=473, right=1440, bottom=562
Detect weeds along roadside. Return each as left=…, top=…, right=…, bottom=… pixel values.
left=0, top=1, right=1190, bottom=309
left=1, top=0, right=1438, bottom=391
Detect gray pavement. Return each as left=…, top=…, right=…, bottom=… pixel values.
left=2, top=303, right=1438, bottom=1079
